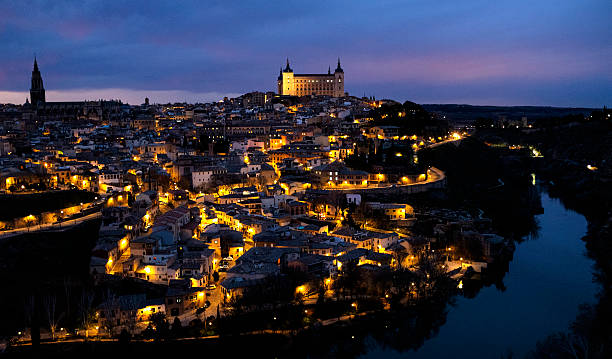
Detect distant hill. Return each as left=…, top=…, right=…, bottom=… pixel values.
left=422, top=104, right=595, bottom=125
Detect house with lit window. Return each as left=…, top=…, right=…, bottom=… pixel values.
left=312, top=162, right=369, bottom=188
left=287, top=254, right=334, bottom=276
left=220, top=276, right=261, bottom=300
left=165, top=283, right=207, bottom=317
left=96, top=294, right=166, bottom=329
left=368, top=125, right=400, bottom=139
left=366, top=202, right=414, bottom=220
left=282, top=200, right=308, bottom=216
left=334, top=248, right=393, bottom=271
left=167, top=189, right=189, bottom=206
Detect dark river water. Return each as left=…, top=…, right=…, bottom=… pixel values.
left=363, top=191, right=597, bottom=358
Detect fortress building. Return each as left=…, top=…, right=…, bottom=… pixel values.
left=277, top=58, right=344, bottom=97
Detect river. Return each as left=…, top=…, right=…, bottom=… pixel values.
left=363, top=191, right=597, bottom=358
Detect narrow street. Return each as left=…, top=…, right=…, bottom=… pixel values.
left=175, top=272, right=226, bottom=325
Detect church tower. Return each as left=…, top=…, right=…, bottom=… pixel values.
left=333, top=58, right=344, bottom=97
left=30, top=57, right=46, bottom=107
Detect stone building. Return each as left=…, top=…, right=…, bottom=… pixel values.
left=277, top=58, right=344, bottom=97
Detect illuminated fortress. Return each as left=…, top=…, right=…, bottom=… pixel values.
left=277, top=58, right=344, bottom=97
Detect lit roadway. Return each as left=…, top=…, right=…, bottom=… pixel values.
left=319, top=134, right=464, bottom=192
left=417, top=136, right=464, bottom=150
left=321, top=166, right=445, bottom=192
left=0, top=211, right=102, bottom=239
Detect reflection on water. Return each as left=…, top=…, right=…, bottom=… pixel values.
left=363, top=192, right=596, bottom=358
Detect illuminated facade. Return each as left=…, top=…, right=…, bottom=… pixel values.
left=277, top=58, right=344, bottom=97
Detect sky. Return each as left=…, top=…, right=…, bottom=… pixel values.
left=0, top=0, right=610, bottom=106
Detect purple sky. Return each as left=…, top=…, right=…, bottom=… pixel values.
left=0, top=0, right=610, bottom=106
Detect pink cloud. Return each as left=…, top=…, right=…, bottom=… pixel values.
left=55, top=20, right=95, bottom=40
left=351, top=49, right=609, bottom=84
left=0, top=88, right=241, bottom=105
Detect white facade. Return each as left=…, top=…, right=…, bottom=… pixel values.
left=192, top=166, right=227, bottom=189
left=99, top=172, right=122, bottom=184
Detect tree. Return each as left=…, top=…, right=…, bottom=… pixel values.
left=101, top=289, right=119, bottom=336
left=142, top=323, right=155, bottom=339
left=78, top=290, right=95, bottom=339
left=325, top=191, right=347, bottom=220
left=150, top=312, right=169, bottom=340
left=392, top=248, right=410, bottom=270
left=63, top=276, right=72, bottom=325
left=23, top=295, right=36, bottom=340
left=314, top=286, right=326, bottom=319
left=196, top=307, right=206, bottom=320
left=43, top=294, right=63, bottom=340
left=177, top=177, right=191, bottom=191
left=172, top=317, right=183, bottom=337
left=29, top=294, right=40, bottom=348
left=121, top=295, right=141, bottom=334
left=119, top=328, right=131, bottom=345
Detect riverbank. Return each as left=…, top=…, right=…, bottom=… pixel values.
left=365, top=191, right=595, bottom=358
left=3, top=333, right=288, bottom=358
left=475, top=115, right=612, bottom=358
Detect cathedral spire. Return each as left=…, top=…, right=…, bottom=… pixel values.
left=335, top=57, right=343, bottom=73
left=328, top=66, right=331, bottom=75
left=30, top=57, right=45, bottom=107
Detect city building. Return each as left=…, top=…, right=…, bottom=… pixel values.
left=277, top=58, right=344, bottom=97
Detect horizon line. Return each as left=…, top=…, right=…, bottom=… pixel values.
left=0, top=89, right=607, bottom=109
